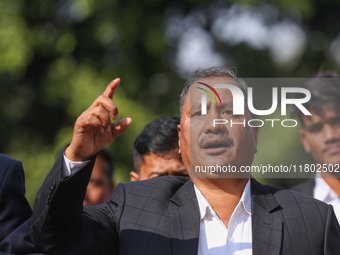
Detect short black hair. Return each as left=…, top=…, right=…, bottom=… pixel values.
left=97, top=149, right=114, bottom=182
left=133, top=117, right=180, bottom=173
left=291, top=72, right=340, bottom=126
left=179, top=66, right=248, bottom=118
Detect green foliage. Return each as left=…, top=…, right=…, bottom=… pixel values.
left=0, top=0, right=339, bottom=205
left=0, top=0, right=32, bottom=75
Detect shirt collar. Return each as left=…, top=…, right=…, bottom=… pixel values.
left=194, top=179, right=251, bottom=221
left=314, top=172, right=339, bottom=203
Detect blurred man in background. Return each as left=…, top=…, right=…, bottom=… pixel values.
left=83, top=149, right=115, bottom=206
left=130, top=117, right=188, bottom=181
left=291, top=72, right=340, bottom=222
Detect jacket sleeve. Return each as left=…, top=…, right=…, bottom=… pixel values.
left=30, top=151, right=123, bottom=255
left=0, top=158, right=32, bottom=242
left=0, top=218, right=42, bottom=255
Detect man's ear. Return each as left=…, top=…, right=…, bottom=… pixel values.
left=253, top=126, right=259, bottom=154
left=177, top=124, right=181, bottom=155
left=300, top=129, right=311, bottom=153
left=130, top=171, right=140, bottom=182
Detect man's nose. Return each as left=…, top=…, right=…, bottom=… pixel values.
left=323, top=124, right=340, bottom=143
left=203, top=107, right=227, bottom=134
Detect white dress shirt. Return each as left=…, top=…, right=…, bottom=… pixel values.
left=314, top=174, right=340, bottom=223
left=194, top=180, right=252, bottom=255
left=62, top=155, right=89, bottom=177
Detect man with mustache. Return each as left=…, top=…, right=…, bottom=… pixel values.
left=291, top=72, right=340, bottom=223
left=30, top=67, right=340, bottom=254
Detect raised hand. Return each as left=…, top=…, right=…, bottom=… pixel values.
left=65, top=78, right=132, bottom=161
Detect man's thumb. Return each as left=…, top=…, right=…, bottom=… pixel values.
left=111, top=117, right=132, bottom=140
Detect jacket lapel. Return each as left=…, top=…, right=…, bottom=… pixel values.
left=168, top=178, right=283, bottom=255
left=251, top=178, right=283, bottom=255
left=169, top=179, right=200, bottom=255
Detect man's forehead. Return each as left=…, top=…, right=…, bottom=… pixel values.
left=141, top=153, right=183, bottom=172
left=143, top=152, right=180, bottom=165
left=187, top=77, right=240, bottom=99
left=302, top=108, right=340, bottom=124
left=179, top=75, right=243, bottom=118
left=190, top=101, right=233, bottom=109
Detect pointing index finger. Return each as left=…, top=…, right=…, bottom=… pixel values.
left=104, top=78, right=121, bottom=99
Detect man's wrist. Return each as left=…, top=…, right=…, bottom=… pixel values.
left=64, top=145, right=91, bottom=162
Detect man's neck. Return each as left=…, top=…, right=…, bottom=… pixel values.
left=321, top=172, right=340, bottom=196
left=192, top=178, right=249, bottom=228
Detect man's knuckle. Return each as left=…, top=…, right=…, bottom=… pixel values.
left=84, top=115, right=94, bottom=125
left=98, top=95, right=106, bottom=101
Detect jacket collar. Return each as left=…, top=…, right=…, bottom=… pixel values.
left=169, top=179, right=200, bottom=255
left=251, top=178, right=283, bottom=255
left=168, top=178, right=283, bottom=255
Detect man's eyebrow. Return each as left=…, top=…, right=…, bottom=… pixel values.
left=190, top=102, right=233, bottom=109
left=306, top=122, right=322, bottom=130
left=221, top=102, right=233, bottom=108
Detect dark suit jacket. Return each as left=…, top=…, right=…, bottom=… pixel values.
left=0, top=154, right=42, bottom=255
left=290, top=179, right=315, bottom=197
left=31, top=153, right=340, bottom=255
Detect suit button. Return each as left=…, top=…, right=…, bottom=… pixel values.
left=48, top=189, right=53, bottom=195
left=46, top=197, right=49, bottom=204
left=51, top=182, right=56, bottom=189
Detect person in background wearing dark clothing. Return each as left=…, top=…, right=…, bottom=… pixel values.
left=0, top=154, right=42, bottom=254
left=291, top=72, right=340, bottom=223
left=130, top=117, right=188, bottom=181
